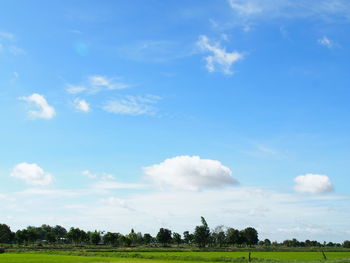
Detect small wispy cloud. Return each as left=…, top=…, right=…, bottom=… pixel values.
left=92, top=180, right=146, bottom=190
left=82, top=170, right=97, bottom=179
left=19, top=93, right=56, bottom=119
left=0, top=31, right=25, bottom=55
left=66, top=84, right=86, bottom=94
left=66, top=75, right=130, bottom=95
left=103, top=95, right=161, bottom=116
left=318, top=36, right=335, bottom=48
left=73, top=98, right=90, bottom=112
left=227, top=0, right=350, bottom=21
left=0, top=32, right=15, bottom=40
left=196, top=35, right=244, bottom=75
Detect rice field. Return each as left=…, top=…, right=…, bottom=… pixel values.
left=2, top=250, right=350, bottom=263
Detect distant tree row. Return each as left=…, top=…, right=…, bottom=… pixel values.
left=0, top=219, right=349, bottom=248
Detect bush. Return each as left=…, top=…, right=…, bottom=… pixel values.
left=0, top=248, right=5, bottom=254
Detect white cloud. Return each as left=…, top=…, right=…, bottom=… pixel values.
left=89, top=75, right=129, bottom=90
left=227, top=0, right=350, bottom=20
left=82, top=170, right=97, bottom=179
left=0, top=32, right=15, bottom=40
left=66, top=84, right=86, bottom=94
left=228, top=0, right=262, bottom=15
left=9, top=46, right=25, bottom=55
left=100, top=197, right=135, bottom=211
left=92, top=180, right=146, bottom=190
left=318, top=36, right=334, bottom=48
left=103, top=95, right=160, bottom=116
left=143, top=155, right=238, bottom=191
left=73, top=98, right=90, bottom=112
left=19, top=93, right=56, bottom=119
left=11, top=163, right=53, bottom=186
left=0, top=31, right=25, bottom=55
left=197, top=35, right=243, bottom=75
left=66, top=75, right=130, bottom=95
left=101, top=174, right=115, bottom=180
left=294, top=174, right=334, bottom=194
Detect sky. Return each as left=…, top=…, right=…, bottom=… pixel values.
left=1, top=0, right=350, bottom=243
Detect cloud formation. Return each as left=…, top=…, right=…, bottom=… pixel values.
left=103, top=95, right=160, bottom=116
left=11, top=163, right=53, bottom=186
left=227, top=0, right=350, bottom=20
left=318, top=36, right=335, bottom=48
left=294, top=174, right=334, bottom=194
left=66, top=75, right=130, bottom=95
left=92, top=180, right=145, bottom=190
left=197, top=35, right=243, bottom=75
left=143, top=155, right=238, bottom=190
left=19, top=93, right=55, bottom=119
left=82, top=170, right=97, bottom=179
left=73, top=98, right=90, bottom=112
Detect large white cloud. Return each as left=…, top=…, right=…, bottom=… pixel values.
left=143, top=155, right=238, bottom=190
left=197, top=35, right=243, bottom=75
left=19, top=93, right=55, bottom=119
left=11, top=163, right=53, bottom=186
left=294, top=174, right=334, bottom=194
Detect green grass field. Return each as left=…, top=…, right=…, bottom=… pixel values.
left=2, top=251, right=350, bottom=263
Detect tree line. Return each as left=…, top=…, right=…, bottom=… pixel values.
left=0, top=217, right=349, bottom=248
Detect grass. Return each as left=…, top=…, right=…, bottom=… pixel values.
left=121, top=251, right=350, bottom=261
left=0, top=254, right=250, bottom=263
left=2, top=250, right=350, bottom=263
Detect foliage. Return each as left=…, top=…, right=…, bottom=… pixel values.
left=156, top=228, right=172, bottom=246
left=194, top=217, right=210, bottom=248
left=0, top=224, right=13, bottom=243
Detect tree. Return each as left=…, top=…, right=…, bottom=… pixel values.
left=67, top=227, right=88, bottom=245
left=264, top=239, right=271, bottom=246
left=172, top=232, right=181, bottom=246
left=53, top=225, right=67, bottom=239
left=156, top=228, right=172, bottom=246
left=143, top=233, right=152, bottom=245
left=343, top=240, right=350, bottom=248
left=194, top=217, right=210, bottom=248
left=15, top=230, right=28, bottom=244
left=242, top=227, right=258, bottom=246
left=211, top=225, right=226, bottom=247
left=89, top=231, right=101, bottom=245
left=26, top=226, right=40, bottom=244
left=0, top=224, right=13, bottom=243
left=183, top=231, right=194, bottom=245
left=46, top=232, right=57, bottom=243
left=226, top=228, right=240, bottom=245
left=104, top=232, right=120, bottom=246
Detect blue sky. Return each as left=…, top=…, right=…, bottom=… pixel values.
left=1, top=0, right=350, bottom=242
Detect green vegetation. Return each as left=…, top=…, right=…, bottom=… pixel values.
left=2, top=251, right=350, bottom=263
left=1, top=217, right=350, bottom=262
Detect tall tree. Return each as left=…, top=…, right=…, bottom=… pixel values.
left=242, top=227, right=258, bottom=246
left=226, top=228, right=240, bottom=245
left=0, top=224, right=13, bottom=243
left=156, top=228, right=172, bottom=246
left=172, top=232, right=182, bottom=246
left=194, top=217, right=210, bottom=248
left=89, top=231, right=101, bottom=245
